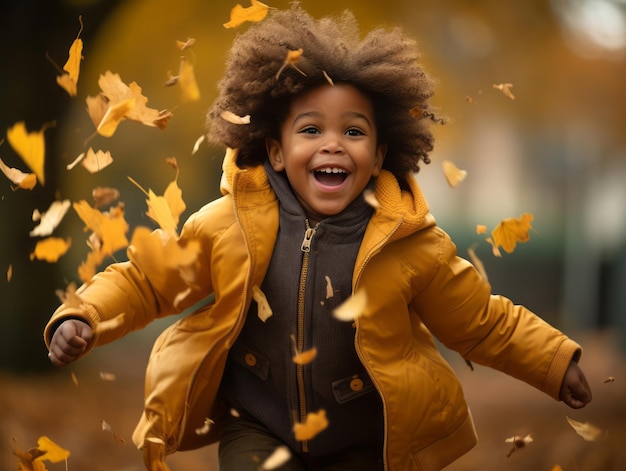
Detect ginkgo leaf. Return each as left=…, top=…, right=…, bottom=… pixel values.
left=441, top=160, right=467, bottom=188
left=0, top=157, right=37, bottom=190
left=128, top=172, right=186, bottom=233
left=178, top=56, right=200, bottom=102
left=223, top=0, right=269, bottom=28
left=30, top=237, right=71, bottom=262
left=220, top=110, right=251, bottom=124
left=493, top=83, right=515, bottom=100
left=97, top=98, right=136, bottom=137
left=333, top=289, right=367, bottom=321
left=490, top=213, right=534, bottom=254
left=476, top=224, right=487, bottom=235
left=276, top=48, right=306, bottom=79
left=505, top=433, right=533, bottom=457
left=7, top=121, right=53, bottom=185
left=73, top=201, right=129, bottom=256
left=30, top=200, right=71, bottom=237
left=82, top=148, right=113, bottom=173
left=56, top=16, right=84, bottom=97
left=566, top=416, right=606, bottom=441
left=293, top=409, right=328, bottom=441
left=253, top=285, right=273, bottom=322
left=261, top=445, right=291, bottom=470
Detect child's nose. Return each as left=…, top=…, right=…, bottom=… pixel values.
left=320, top=135, right=344, bottom=154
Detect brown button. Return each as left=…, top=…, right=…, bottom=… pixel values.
left=350, top=378, right=364, bottom=391
left=245, top=353, right=257, bottom=367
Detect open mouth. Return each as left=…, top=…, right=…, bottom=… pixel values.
left=313, top=167, right=349, bottom=186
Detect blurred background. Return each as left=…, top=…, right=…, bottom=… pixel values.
left=0, top=0, right=625, bottom=469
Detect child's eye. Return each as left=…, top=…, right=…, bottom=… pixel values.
left=299, top=126, right=320, bottom=134
left=346, top=128, right=365, bottom=137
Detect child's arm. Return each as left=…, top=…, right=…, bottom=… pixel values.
left=48, top=319, right=93, bottom=367
left=560, top=360, right=592, bottom=408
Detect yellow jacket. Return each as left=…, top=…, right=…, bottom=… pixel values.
left=44, top=150, right=581, bottom=470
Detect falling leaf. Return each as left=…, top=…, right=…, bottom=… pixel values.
left=71, top=371, right=79, bottom=386
left=603, top=376, right=615, bottom=383
left=7, top=121, right=53, bottom=185
left=550, top=466, right=564, bottom=471
left=230, top=408, right=241, bottom=417
left=101, top=419, right=126, bottom=444
left=260, top=445, right=291, bottom=470
left=486, top=236, right=502, bottom=257
left=223, top=0, right=269, bottom=28
left=92, top=186, right=120, bottom=209
left=177, top=56, right=201, bottom=102
left=363, top=189, right=380, bottom=209
left=81, top=148, right=113, bottom=173
left=191, top=135, right=205, bottom=155
left=7, top=264, right=12, bottom=282
left=505, top=433, right=533, bottom=457
left=30, top=237, right=71, bottom=262
left=293, top=409, right=329, bottom=441
left=0, top=157, right=37, bottom=190
left=441, top=160, right=467, bottom=188
left=253, top=285, right=273, bottom=322
left=490, top=213, right=534, bottom=254
left=322, top=70, right=334, bottom=86
left=566, top=416, right=606, bottom=441
left=99, top=371, right=117, bottom=381
left=333, top=289, right=367, bottom=321
left=96, top=98, right=136, bottom=137
left=73, top=200, right=129, bottom=256
left=30, top=199, right=71, bottom=237
left=56, top=16, right=84, bottom=97
left=176, top=38, right=196, bottom=50
left=292, top=347, right=317, bottom=365
left=220, top=110, right=251, bottom=125
left=128, top=175, right=185, bottom=234
left=324, top=275, right=334, bottom=299
left=55, top=281, right=82, bottom=308
left=476, top=224, right=487, bottom=235
left=195, top=417, right=214, bottom=435
left=276, top=48, right=306, bottom=79
left=493, top=83, right=515, bottom=100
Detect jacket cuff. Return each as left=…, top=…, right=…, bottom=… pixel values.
left=543, top=337, right=582, bottom=400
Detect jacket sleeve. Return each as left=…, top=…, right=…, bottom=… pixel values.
left=411, top=227, right=581, bottom=400
left=43, top=209, right=214, bottom=350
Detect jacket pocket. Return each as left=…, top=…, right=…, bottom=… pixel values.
left=332, top=373, right=375, bottom=404
left=230, top=343, right=270, bottom=381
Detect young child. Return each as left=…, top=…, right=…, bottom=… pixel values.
left=45, top=3, right=592, bottom=470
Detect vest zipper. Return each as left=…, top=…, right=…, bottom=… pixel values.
left=296, top=219, right=318, bottom=453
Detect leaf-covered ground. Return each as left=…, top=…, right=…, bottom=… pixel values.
left=2, top=330, right=624, bottom=470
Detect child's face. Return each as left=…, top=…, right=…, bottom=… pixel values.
left=267, top=83, right=385, bottom=221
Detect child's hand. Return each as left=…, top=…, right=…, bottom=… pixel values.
left=48, top=319, right=93, bottom=367
left=559, top=360, right=592, bottom=409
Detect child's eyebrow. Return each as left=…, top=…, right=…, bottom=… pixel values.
left=291, top=111, right=372, bottom=126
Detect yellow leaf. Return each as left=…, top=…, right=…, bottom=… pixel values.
left=30, top=237, right=71, bottom=263
left=178, top=56, right=200, bottom=102
left=441, top=160, right=467, bottom=188
left=34, top=436, right=70, bottom=463
left=128, top=171, right=186, bottom=233
left=176, top=38, right=196, bottom=50
left=292, top=346, right=317, bottom=365
left=73, top=200, right=129, bottom=256
left=490, top=213, right=534, bottom=254
left=223, top=0, right=269, bottom=28
left=56, top=16, right=83, bottom=97
left=7, top=264, right=12, bottom=282
left=566, top=416, right=606, bottom=441
left=0, top=157, right=37, bottom=190
left=324, top=275, right=334, bottom=299
left=163, top=179, right=186, bottom=227
left=276, top=48, right=306, bottom=79
left=333, top=289, right=367, bottom=321
left=293, top=409, right=328, bottom=441
left=603, top=376, right=615, bottom=383
left=7, top=121, right=51, bottom=185
left=260, top=445, right=291, bottom=470
left=30, top=199, right=71, bottom=237
left=81, top=148, right=113, bottom=173
left=493, top=83, right=515, bottom=100
left=253, top=285, right=273, bottom=322
left=476, top=224, right=487, bottom=235
left=55, top=281, right=82, bottom=308
left=97, top=98, right=135, bottom=137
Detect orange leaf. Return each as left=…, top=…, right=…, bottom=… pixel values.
left=223, top=0, right=269, bottom=28
left=490, top=213, right=534, bottom=254
left=56, top=16, right=84, bottom=97
left=276, top=48, right=306, bottom=79
left=476, top=224, right=487, bottom=235
left=333, top=289, right=367, bottom=321
left=7, top=121, right=52, bottom=185
left=441, top=160, right=467, bottom=188
left=292, top=347, right=317, bottom=365
left=0, top=157, right=37, bottom=190
left=293, top=409, right=328, bottom=441
left=97, top=98, right=136, bottom=137
left=178, top=56, right=200, bottom=102
left=30, top=237, right=71, bottom=263
left=493, top=83, right=515, bottom=100
left=73, top=200, right=129, bottom=256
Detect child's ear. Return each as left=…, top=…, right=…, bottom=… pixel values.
left=266, top=138, right=285, bottom=171
left=372, top=143, right=387, bottom=177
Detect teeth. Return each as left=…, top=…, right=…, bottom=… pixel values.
left=316, top=167, right=347, bottom=174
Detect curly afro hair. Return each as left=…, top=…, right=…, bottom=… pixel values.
left=206, top=2, right=441, bottom=179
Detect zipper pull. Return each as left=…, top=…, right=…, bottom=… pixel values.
left=301, top=222, right=317, bottom=253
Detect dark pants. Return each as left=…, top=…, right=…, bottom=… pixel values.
left=218, top=415, right=384, bottom=471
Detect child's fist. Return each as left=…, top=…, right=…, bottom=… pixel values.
left=48, top=319, right=93, bottom=367
left=559, top=360, right=592, bottom=409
